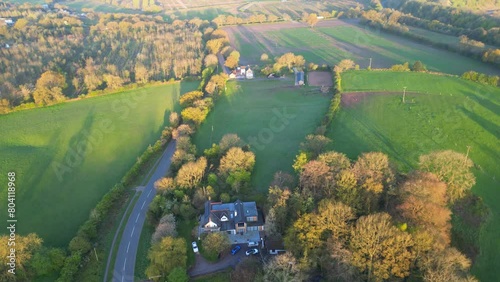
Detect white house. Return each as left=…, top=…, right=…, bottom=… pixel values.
left=246, top=68, right=254, bottom=79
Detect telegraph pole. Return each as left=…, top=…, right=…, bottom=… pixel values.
left=465, top=145, right=471, bottom=165
left=369, top=57, right=372, bottom=69
left=403, top=86, right=407, bottom=103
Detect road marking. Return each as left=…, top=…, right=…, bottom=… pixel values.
left=123, top=258, right=127, bottom=271
left=135, top=214, right=140, bottom=223
left=127, top=241, right=131, bottom=253
left=131, top=226, right=135, bottom=237
left=147, top=189, right=152, bottom=197
left=121, top=275, right=124, bottom=282
left=141, top=201, right=146, bottom=210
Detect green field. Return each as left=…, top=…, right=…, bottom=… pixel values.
left=226, top=20, right=500, bottom=75
left=0, top=82, right=197, bottom=247
left=193, top=79, right=331, bottom=194
left=328, top=71, right=500, bottom=281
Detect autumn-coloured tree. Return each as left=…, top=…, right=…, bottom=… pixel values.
left=420, top=248, right=477, bottom=282
left=273, top=53, right=306, bottom=72
left=352, top=152, right=395, bottom=213
left=318, top=151, right=351, bottom=174
left=349, top=213, right=415, bottom=281
left=225, top=50, right=240, bottom=69
left=218, top=134, right=244, bottom=153
left=419, top=150, right=476, bottom=203
left=202, top=232, right=230, bottom=258
left=151, top=214, right=177, bottom=243
left=33, top=71, right=67, bottom=105
left=334, top=59, right=356, bottom=73
left=145, top=237, right=186, bottom=280
left=168, top=112, right=179, bottom=128
left=397, top=172, right=451, bottom=249
left=317, top=200, right=356, bottom=243
left=181, top=107, right=209, bottom=126
left=219, top=147, right=255, bottom=177
left=292, top=152, right=309, bottom=173
left=0, top=233, right=43, bottom=281
left=300, top=134, right=332, bottom=158
left=154, top=177, right=176, bottom=195
left=299, top=160, right=335, bottom=200
left=335, top=169, right=362, bottom=212
left=172, top=124, right=194, bottom=140
left=305, top=13, right=319, bottom=27
left=179, top=91, right=204, bottom=108
left=176, top=157, right=207, bottom=189
left=264, top=252, right=304, bottom=282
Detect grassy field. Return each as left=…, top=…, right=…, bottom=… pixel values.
left=193, top=78, right=330, bottom=194
left=226, top=20, right=500, bottom=75
left=328, top=71, right=500, bottom=281
left=0, top=82, right=197, bottom=247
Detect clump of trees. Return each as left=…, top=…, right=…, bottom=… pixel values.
left=270, top=133, right=481, bottom=282
left=461, top=71, right=499, bottom=87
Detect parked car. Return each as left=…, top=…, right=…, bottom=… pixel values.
left=245, top=248, right=259, bottom=256
left=247, top=241, right=259, bottom=247
left=191, top=241, right=199, bottom=253
left=231, top=245, right=241, bottom=255
left=269, top=249, right=286, bottom=255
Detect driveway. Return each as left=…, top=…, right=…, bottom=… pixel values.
left=108, top=141, right=177, bottom=282
left=189, top=244, right=255, bottom=277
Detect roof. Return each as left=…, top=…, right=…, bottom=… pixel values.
left=201, top=200, right=260, bottom=231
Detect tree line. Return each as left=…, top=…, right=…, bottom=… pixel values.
left=358, top=8, right=500, bottom=69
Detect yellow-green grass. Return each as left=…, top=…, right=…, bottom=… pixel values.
left=193, top=79, right=331, bottom=194
left=0, top=82, right=198, bottom=247
left=228, top=20, right=499, bottom=75
left=328, top=70, right=500, bottom=281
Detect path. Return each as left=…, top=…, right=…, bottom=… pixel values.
left=217, top=53, right=231, bottom=75
left=109, top=141, right=177, bottom=282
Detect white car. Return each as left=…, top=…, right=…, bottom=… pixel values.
left=192, top=241, right=199, bottom=253
left=245, top=248, right=259, bottom=256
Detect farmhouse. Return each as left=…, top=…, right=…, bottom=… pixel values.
left=200, top=200, right=264, bottom=235
left=230, top=66, right=254, bottom=79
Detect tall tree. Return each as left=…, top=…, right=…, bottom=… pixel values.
left=176, top=157, right=207, bottom=189
left=33, top=71, right=67, bottom=105
left=397, top=172, right=451, bottom=249
left=263, top=253, right=304, bottom=282
left=349, top=213, right=415, bottom=281
left=202, top=232, right=231, bottom=257
left=145, top=237, right=186, bottom=280
left=419, top=150, right=476, bottom=203
left=225, top=50, right=240, bottom=69
left=300, top=134, right=332, bottom=158
left=299, top=161, right=335, bottom=200
left=352, top=152, right=395, bottom=213
left=0, top=233, right=43, bottom=281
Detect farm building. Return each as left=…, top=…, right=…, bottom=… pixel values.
left=230, top=66, right=254, bottom=79
left=294, top=68, right=305, bottom=86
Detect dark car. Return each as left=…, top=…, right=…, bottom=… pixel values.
left=231, top=245, right=241, bottom=255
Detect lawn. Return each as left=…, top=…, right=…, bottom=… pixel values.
left=0, top=82, right=198, bottom=247
left=226, top=20, right=500, bottom=75
left=193, top=79, right=331, bottom=194
left=328, top=70, right=500, bottom=281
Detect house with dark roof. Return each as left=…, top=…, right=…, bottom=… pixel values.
left=200, top=200, right=264, bottom=235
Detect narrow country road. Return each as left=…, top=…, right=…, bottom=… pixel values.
left=111, top=141, right=176, bottom=282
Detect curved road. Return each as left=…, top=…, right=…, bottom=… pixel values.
left=110, top=141, right=176, bottom=282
